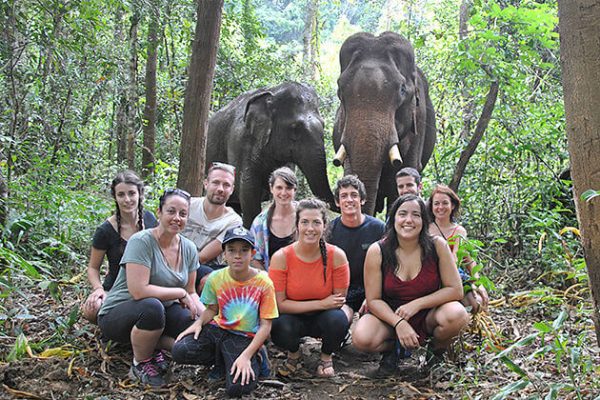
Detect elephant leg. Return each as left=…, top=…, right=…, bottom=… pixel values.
left=239, top=170, right=266, bottom=228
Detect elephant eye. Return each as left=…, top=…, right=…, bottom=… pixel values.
left=400, top=84, right=407, bottom=97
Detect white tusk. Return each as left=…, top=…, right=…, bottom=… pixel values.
left=333, top=144, right=347, bottom=167
left=389, top=144, right=402, bottom=168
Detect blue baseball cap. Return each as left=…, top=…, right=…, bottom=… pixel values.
left=222, top=227, right=255, bottom=249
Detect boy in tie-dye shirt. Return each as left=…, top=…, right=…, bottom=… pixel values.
left=172, top=227, right=278, bottom=397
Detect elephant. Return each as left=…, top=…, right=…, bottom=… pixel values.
left=332, top=31, right=437, bottom=215
left=206, top=81, right=335, bottom=227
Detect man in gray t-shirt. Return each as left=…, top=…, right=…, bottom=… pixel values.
left=181, top=163, right=242, bottom=291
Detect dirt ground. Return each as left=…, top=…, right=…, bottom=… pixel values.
left=1, top=284, right=599, bottom=400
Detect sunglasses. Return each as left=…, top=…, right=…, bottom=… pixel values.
left=163, top=188, right=191, bottom=199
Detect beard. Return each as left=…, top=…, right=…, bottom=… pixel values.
left=206, top=191, right=227, bottom=205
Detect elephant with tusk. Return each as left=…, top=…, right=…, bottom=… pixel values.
left=333, top=31, right=437, bottom=216
left=206, top=82, right=336, bottom=227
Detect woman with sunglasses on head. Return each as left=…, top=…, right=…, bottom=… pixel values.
left=427, top=184, right=489, bottom=314
left=98, top=188, right=201, bottom=387
left=250, top=167, right=298, bottom=271
left=81, top=171, right=157, bottom=324
left=268, top=198, right=350, bottom=378
left=352, top=194, right=469, bottom=376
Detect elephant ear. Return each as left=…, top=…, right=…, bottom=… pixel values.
left=243, top=91, right=274, bottom=151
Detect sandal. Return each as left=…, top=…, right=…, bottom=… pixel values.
left=277, top=355, right=302, bottom=377
left=316, top=359, right=335, bottom=377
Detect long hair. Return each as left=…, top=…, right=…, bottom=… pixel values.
left=381, top=194, right=435, bottom=274
left=110, top=170, right=145, bottom=237
left=295, top=198, right=329, bottom=278
left=266, top=166, right=297, bottom=229
left=427, top=184, right=461, bottom=222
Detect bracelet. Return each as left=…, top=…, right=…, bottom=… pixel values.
left=393, top=317, right=404, bottom=329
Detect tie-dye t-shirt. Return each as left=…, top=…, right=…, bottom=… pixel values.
left=200, top=267, right=279, bottom=336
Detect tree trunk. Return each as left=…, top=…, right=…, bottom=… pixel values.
left=127, top=9, right=140, bottom=170
left=142, top=0, right=160, bottom=179
left=449, top=80, right=499, bottom=193
left=459, top=0, right=474, bottom=140
left=112, top=7, right=128, bottom=163
left=558, top=0, right=600, bottom=346
left=177, top=0, right=224, bottom=195
left=303, top=0, right=318, bottom=79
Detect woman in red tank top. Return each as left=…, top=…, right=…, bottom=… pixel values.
left=352, top=194, right=469, bottom=376
left=269, top=198, right=350, bottom=378
left=428, top=184, right=489, bottom=314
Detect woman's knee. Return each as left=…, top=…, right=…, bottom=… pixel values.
left=434, top=302, right=470, bottom=333
left=271, top=316, right=300, bottom=349
left=135, top=298, right=166, bottom=331
left=352, top=315, right=386, bottom=352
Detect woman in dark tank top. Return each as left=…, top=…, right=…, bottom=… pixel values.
left=80, top=171, right=157, bottom=324
left=250, top=167, right=298, bottom=271
left=352, top=194, right=470, bottom=376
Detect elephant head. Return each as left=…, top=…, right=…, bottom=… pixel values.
left=207, top=82, right=335, bottom=227
left=333, top=32, right=436, bottom=215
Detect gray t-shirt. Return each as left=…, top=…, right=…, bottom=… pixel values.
left=181, top=197, right=242, bottom=266
left=98, top=229, right=199, bottom=316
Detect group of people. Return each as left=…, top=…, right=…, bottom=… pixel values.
left=81, top=163, right=488, bottom=397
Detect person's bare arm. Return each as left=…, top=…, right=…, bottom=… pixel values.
left=231, top=319, right=272, bottom=385
left=127, top=263, right=188, bottom=301
left=198, top=239, right=223, bottom=264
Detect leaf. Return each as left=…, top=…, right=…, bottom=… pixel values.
left=559, top=227, right=580, bottom=237
left=493, top=333, right=538, bottom=359
left=491, top=379, right=530, bottom=400
left=552, top=309, right=568, bottom=330
left=38, top=347, right=75, bottom=359
left=581, top=189, right=599, bottom=202
left=499, top=356, right=528, bottom=378
left=533, top=321, right=552, bottom=333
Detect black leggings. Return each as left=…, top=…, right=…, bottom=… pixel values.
left=98, top=298, right=193, bottom=344
left=172, top=324, right=260, bottom=397
left=271, top=309, right=349, bottom=355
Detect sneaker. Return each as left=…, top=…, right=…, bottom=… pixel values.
left=207, top=363, right=225, bottom=382
left=129, top=359, right=165, bottom=387
left=152, top=350, right=169, bottom=373
left=257, top=345, right=271, bottom=378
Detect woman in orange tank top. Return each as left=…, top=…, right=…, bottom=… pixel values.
left=268, top=198, right=350, bottom=378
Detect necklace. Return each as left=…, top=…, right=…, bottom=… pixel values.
left=153, top=229, right=181, bottom=270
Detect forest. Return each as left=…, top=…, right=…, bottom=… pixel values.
left=0, top=0, right=599, bottom=399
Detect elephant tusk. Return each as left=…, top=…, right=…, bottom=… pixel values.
left=333, top=144, right=347, bottom=167
left=389, top=144, right=402, bottom=168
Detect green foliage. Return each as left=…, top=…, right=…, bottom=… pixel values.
left=491, top=309, right=594, bottom=399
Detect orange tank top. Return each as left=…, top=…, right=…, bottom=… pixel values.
left=268, top=243, right=349, bottom=301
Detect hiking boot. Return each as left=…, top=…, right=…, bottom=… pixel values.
left=152, top=350, right=169, bottom=373
left=376, top=341, right=410, bottom=377
left=257, top=345, right=271, bottom=378
left=376, top=349, right=398, bottom=377
left=129, top=359, right=165, bottom=387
